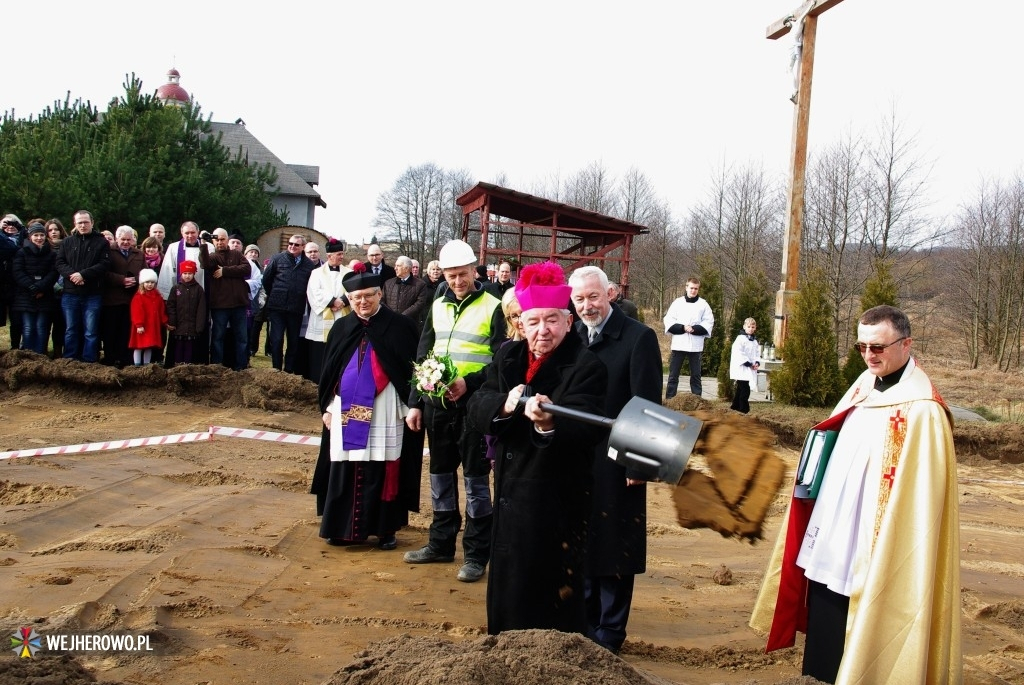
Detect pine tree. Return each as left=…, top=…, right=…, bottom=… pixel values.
left=771, top=269, right=844, bottom=407
left=0, top=75, right=287, bottom=233
left=842, top=259, right=900, bottom=385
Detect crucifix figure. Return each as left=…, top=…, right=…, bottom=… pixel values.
left=766, top=0, right=845, bottom=349
left=785, top=2, right=815, bottom=103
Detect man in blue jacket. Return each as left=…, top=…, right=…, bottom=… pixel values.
left=262, top=234, right=315, bottom=373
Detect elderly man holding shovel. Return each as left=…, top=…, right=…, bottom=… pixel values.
left=468, top=262, right=607, bottom=636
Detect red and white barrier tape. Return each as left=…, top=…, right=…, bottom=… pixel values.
left=0, top=431, right=212, bottom=460
left=208, top=426, right=321, bottom=446
left=0, top=425, right=320, bottom=461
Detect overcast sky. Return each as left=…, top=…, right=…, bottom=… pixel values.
left=7, top=1, right=1022, bottom=247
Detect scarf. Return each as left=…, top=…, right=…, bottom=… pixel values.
left=525, top=353, right=550, bottom=383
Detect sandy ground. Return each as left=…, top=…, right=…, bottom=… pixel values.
left=1, top=369, right=1024, bottom=683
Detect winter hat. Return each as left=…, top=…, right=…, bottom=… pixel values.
left=514, top=262, right=571, bottom=312
left=26, top=222, right=47, bottom=236
left=179, top=260, right=198, bottom=274
left=139, top=268, right=159, bottom=284
left=342, top=261, right=381, bottom=293
left=244, top=244, right=260, bottom=256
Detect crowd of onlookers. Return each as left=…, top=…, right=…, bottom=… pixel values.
left=0, top=212, right=538, bottom=382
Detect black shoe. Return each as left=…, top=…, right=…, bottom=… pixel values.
left=326, top=538, right=354, bottom=546
left=403, top=546, right=454, bottom=564
left=378, top=534, right=397, bottom=550
left=457, top=561, right=486, bottom=582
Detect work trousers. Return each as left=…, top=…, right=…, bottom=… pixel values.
left=424, top=403, right=493, bottom=565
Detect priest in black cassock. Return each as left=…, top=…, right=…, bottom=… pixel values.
left=310, top=264, right=423, bottom=549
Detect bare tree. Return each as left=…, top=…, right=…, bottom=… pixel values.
left=618, top=166, right=658, bottom=225
left=1001, top=176, right=1024, bottom=369
left=947, top=175, right=1024, bottom=370
left=802, top=130, right=874, bottom=350
left=373, top=163, right=473, bottom=262
left=800, top=108, right=939, bottom=353
left=862, top=108, right=935, bottom=261
left=683, top=161, right=783, bottom=333
left=562, top=161, right=618, bottom=215
left=629, top=200, right=681, bottom=316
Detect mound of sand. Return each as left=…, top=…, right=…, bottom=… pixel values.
left=325, top=630, right=672, bottom=685
left=0, top=654, right=128, bottom=685
left=0, top=349, right=318, bottom=415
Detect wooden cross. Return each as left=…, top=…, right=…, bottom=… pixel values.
left=767, top=0, right=846, bottom=349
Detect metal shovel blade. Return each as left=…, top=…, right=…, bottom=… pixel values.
left=606, top=396, right=701, bottom=485
left=526, top=395, right=702, bottom=485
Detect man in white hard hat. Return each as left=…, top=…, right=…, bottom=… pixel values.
left=404, top=239, right=506, bottom=583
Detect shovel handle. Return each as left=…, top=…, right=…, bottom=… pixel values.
left=518, top=397, right=615, bottom=428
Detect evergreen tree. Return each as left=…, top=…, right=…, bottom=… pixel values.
left=0, top=75, right=287, bottom=234
left=771, top=269, right=844, bottom=407
left=842, top=259, right=900, bottom=385
left=717, top=271, right=774, bottom=400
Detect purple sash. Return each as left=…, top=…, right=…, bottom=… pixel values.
left=176, top=241, right=188, bottom=282
left=338, top=340, right=376, bottom=449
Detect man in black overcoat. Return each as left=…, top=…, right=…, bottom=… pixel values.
left=569, top=265, right=664, bottom=654
left=467, top=262, right=607, bottom=635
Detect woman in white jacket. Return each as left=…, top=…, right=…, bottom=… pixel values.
left=729, top=318, right=761, bottom=413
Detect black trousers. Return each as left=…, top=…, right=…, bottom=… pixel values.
left=730, top=380, right=751, bottom=413
left=101, top=303, right=132, bottom=366
left=666, top=350, right=703, bottom=398
left=584, top=574, right=635, bottom=653
left=803, top=580, right=850, bottom=684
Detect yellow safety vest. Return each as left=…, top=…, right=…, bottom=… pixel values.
left=430, top=290, right=500, bottom=377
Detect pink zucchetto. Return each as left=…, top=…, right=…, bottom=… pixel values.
left=514, top=262, right=571, bottom=312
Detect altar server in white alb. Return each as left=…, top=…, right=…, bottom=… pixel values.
left=729, top=317, right=761, bottom=414
left=662, top=277, right=714, bottom=398
left=304, top=238, right=351, bottom=383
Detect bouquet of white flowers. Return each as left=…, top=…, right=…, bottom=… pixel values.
left=412, top=351, right=458, bottom=403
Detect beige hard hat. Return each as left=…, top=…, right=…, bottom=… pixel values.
left=437, top=239, right=477, bottom=269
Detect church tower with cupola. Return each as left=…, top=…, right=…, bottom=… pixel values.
left=155, top=68, right=190, bottom=106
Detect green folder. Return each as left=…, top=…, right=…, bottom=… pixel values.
left=794, top=429, right=838, bottom=499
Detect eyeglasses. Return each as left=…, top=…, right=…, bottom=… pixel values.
left=288, top=242, right=303, bottom=247
left=509, top=313, right=521, bottom=321
left=854, top=337, right=907, bottom=354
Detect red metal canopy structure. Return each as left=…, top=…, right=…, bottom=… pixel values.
left=456, top=182, right=648, bottom=290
